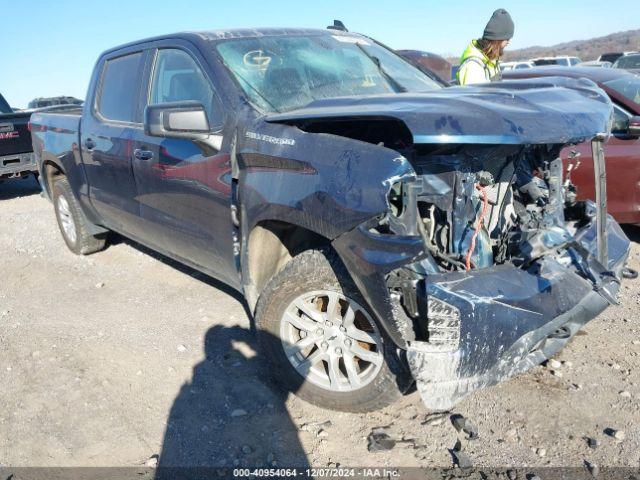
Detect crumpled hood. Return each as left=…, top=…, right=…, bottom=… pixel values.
left=266, top=77, right=613, bottom=145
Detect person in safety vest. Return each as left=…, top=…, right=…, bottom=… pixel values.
left=457, top=8, right=514, bottom=85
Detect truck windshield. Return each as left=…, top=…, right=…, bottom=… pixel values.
left=0, top=93, right=12, bottom=114
left=216, top=34, right=441, bottom=112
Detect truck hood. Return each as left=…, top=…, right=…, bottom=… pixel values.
left=265, top=77, right=613, bottom=146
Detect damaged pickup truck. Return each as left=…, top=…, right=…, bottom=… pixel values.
left=30, top=28, right=631, bottom=412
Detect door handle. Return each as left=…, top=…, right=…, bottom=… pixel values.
left=84, top=138, right=95, bottom=150
left=134, top=148, right=154, bottom=161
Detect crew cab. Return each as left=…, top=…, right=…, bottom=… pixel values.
left=31, top=28, right=630, bottom=412
left=0, top=92, right=37, bottom=181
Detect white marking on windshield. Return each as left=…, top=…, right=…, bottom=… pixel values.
left=331, top=35, right=371, bottom=46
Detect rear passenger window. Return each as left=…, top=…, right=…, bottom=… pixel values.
left=98, top=52, right=143, bottom=122
left=150, top=49, right=222, bottom=126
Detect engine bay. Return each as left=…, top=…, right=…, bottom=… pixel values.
left=382, top=143, right=587, bottom=273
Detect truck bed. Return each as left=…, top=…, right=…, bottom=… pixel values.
left=29, top=109, right=83, bottom=188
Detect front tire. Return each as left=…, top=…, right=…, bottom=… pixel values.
left=53, top=178, right=106, bottom=255
left=255, top=248, right=413, bottom=412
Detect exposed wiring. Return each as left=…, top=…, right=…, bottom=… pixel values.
left=465, top=185, right=489, bottom=271
left=416, top=213, right=469, bottom=271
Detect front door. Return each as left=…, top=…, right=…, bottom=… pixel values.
left=131, top=46, right=238, bottom=286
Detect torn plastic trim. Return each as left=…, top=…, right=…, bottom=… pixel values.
left=406, top=216, right=629, bottom=410
left=332, top=217, right=429, bottom=348
left=408, top=284, right=616, bottom=411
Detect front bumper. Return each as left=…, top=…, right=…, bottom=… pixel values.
left=0, top=152, right=36, bottom=179
left=407, top=217, right=630, bottom=410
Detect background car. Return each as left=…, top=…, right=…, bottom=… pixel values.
left=500, top=60, right=535, bottom=71
left=27, top=96, right=83, bottom=109
left=578, top=60, right=612, bottom=68
left=0, top=92, right=37, bottom=181
left=530, top=56, right=582, bottom=66
left=599, top=51, right=639, bottom=64
left=612, top=53, right=640, bottom=75
left=396, top=50, right=452, bottom=83
left=504, top=66, right=640, bottom=224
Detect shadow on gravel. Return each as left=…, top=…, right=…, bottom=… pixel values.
left=110, top=234, right=253, bottom=321
left=156, top=325, right=308, bottom=476
left=622, top=224, right=640, bottom=244
left=0, top=175, right=41, bottom=200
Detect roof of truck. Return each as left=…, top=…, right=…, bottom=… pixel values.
left=190, top=27, right=344, bottom=40
left=102, top=28, right=358, bottom=56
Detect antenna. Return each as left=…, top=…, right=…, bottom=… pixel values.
left=327, top=20, right=348, bottom=32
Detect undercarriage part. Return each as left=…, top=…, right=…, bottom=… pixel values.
left=622, top=267, right=638, bottom=279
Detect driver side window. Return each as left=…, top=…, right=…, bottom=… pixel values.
left=149, top=48, right=222, bottom=127
left=612, top=106, right=630, bottom=133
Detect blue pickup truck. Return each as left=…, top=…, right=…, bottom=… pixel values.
left=30, top=27, right=631, bottom=412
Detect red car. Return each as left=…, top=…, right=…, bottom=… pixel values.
left=396, top=50, right=452, bottom=84
left=504, top=67, right=640, bottom=224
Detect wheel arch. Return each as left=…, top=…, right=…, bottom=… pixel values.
left=243, top=219, right=331, bottom=311
left=41, top=157, right=66, bottom=199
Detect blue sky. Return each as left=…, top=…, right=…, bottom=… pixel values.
left=2, top=0, right=638, bottom=107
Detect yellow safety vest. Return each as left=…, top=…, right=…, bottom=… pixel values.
left=457, top=40, right=501, bottom=85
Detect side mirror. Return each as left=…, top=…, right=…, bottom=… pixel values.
left=628, top=116, right=640, bottom=138
left=145, top=101, right=210, bottom=139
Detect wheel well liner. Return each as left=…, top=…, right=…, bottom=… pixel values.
left=42, top=159, right=66, bottom=198
left=245, top=220, right=330, bottom=310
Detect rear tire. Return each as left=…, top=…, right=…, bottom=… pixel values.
left=53, top=178, right=106, bottom=255
left=255, top=248, right=413, bottom=413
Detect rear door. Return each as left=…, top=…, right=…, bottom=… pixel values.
left=130, top=43, right=237, bottom=285
left=80, top=49, right=149, bottom=236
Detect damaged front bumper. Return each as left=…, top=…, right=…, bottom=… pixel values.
left=408, top=215, right=630, bottom=410
left=333, top=201, right=630, bottom=411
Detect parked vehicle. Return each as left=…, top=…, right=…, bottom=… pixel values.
left=28, top=96, right=83, bottom=109
left=530, top=56, right=582, bottom=66
left=598, top=52, right=639, bottom=64
left=500, top=60, right=534, bottom=71
left=612, top=53, right=640, bottom=75
left=396, top=50, right=452, bottom=83
left=504, top=66, right=640, bottom=224
left=31, top=28, right=630, bottom=412
left=0, top=92, right=37, bottom=181
left=578, top=61, right=612, bottom=68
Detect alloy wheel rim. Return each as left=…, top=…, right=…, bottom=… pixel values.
left=280, top=290, right=383, bottom=392
left=57, top=196, right=77, bottom=244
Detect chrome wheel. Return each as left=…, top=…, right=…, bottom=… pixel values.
left=57, top=196, right=77, bottom=244
left=280, top=290, right=383, bottom=392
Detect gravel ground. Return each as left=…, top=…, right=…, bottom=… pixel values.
left=1, top=175, right=640, bottom=470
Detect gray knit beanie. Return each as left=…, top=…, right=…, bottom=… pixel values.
left=482, top=9, right=514, bottom=41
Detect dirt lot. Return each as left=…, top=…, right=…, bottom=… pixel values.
left=2, top=175, right=640, bottom=470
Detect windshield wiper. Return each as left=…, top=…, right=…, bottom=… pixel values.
left=224, top=63, right=281, bottom=113
left=355, top=43, right=407, bottom=93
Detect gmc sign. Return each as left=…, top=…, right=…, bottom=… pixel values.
left=0, top=131, right=18, bottom=140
